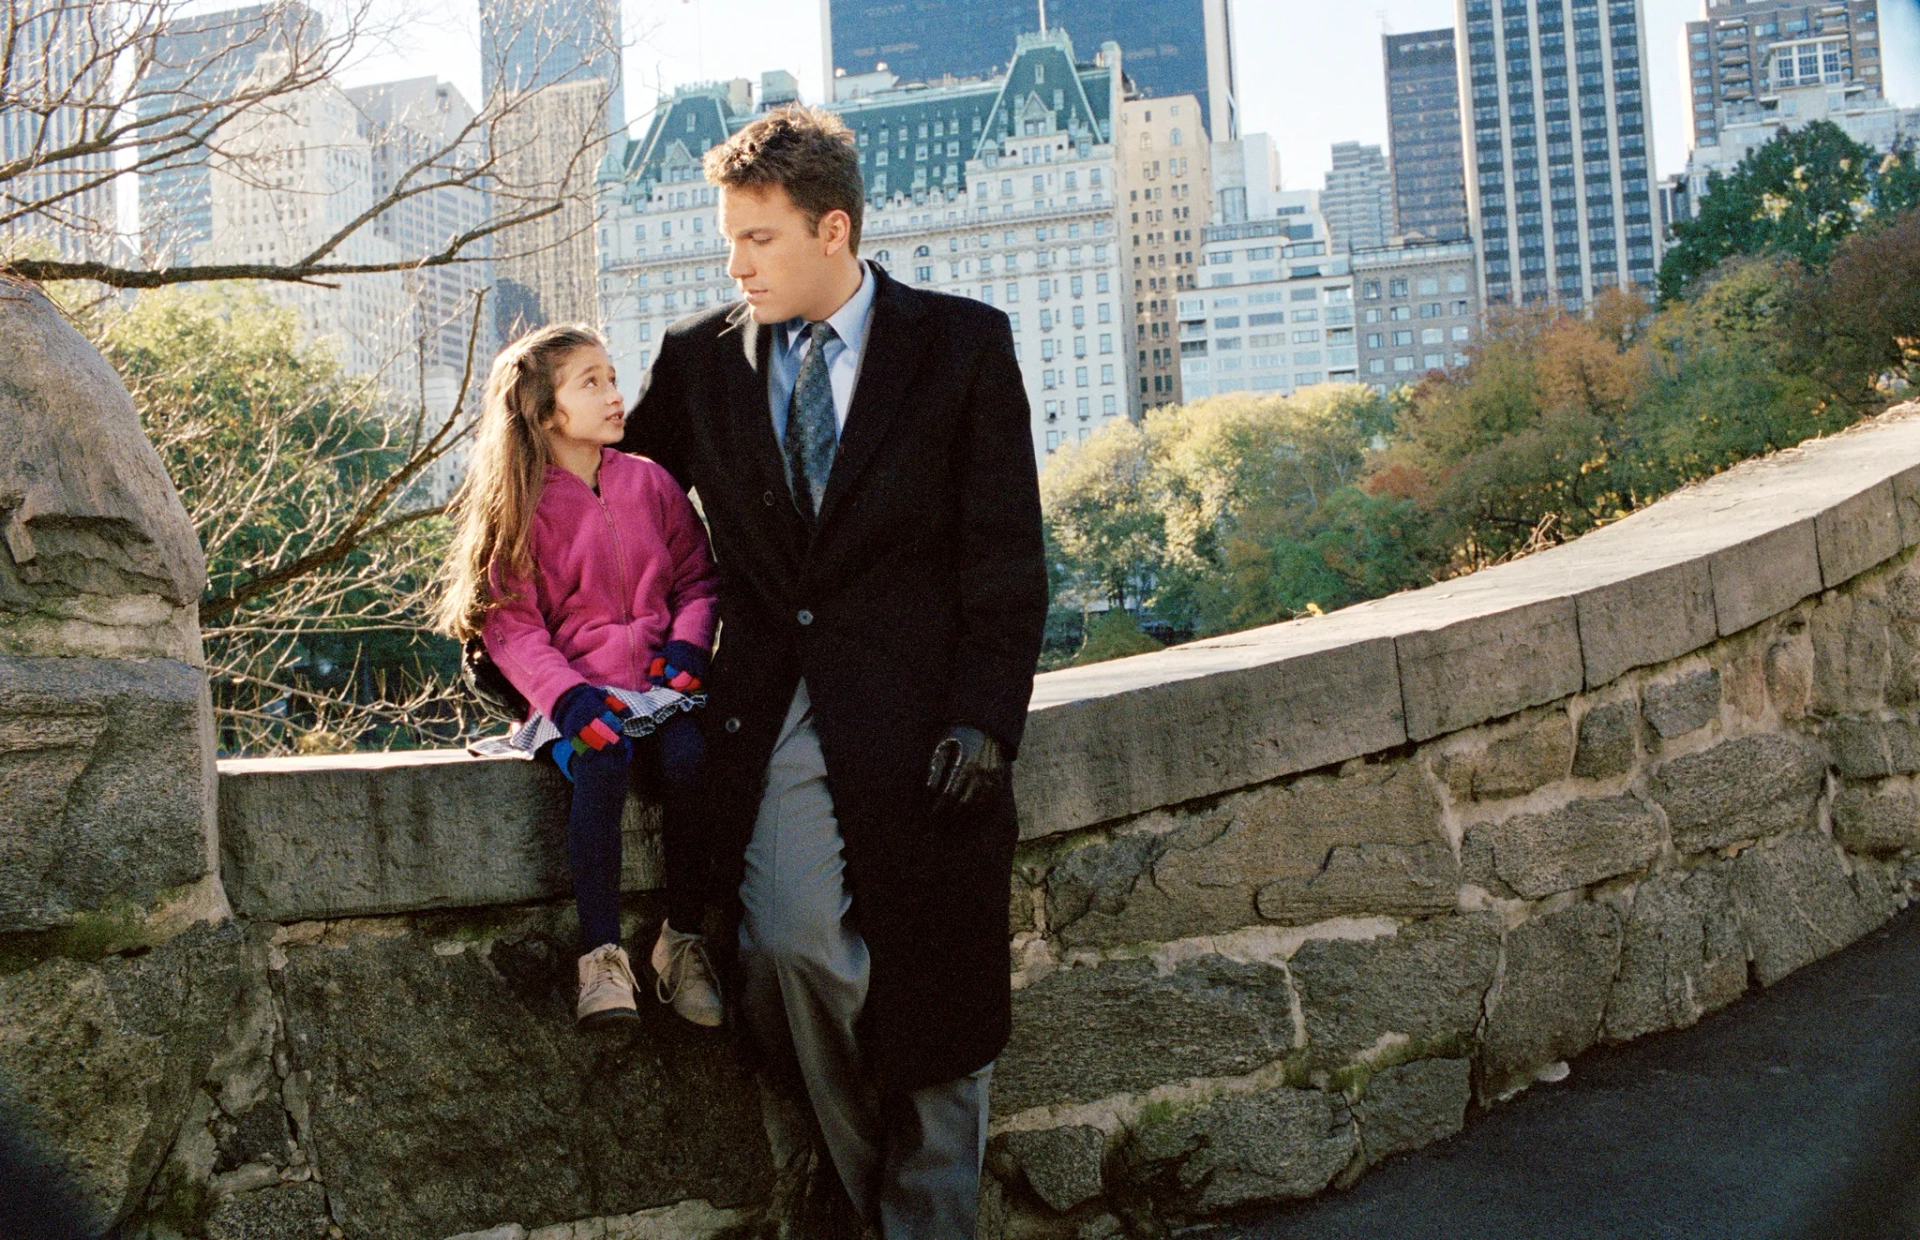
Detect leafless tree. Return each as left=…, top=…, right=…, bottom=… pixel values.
left=6, top=0, right=633, bottom=751
left=1, top=0, right=620, bottom=290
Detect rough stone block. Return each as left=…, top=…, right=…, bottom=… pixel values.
left=1394, top=596, right=1583, bottom=742
left=1893, top=462, right=1920, bottom=548
left=0, top=921, right=249, bottom=1235
left=1461, top=795, right=1664, bottom=900
left=220, top=752, right=671, bottom=921
left=1436, top=712, right=1573, bottom=801
left=1766, top=634, right=1816, bottom=720
left=1649, top=733, right=1827, bottom=853
left=1045, top=758, right=1444, bottom=949
left=276, top=924, right=772, bottom=1240
left=1642, top=669, right=1722, bottom=739
left=204, top=1182, right=331, bottom=1240
left=0, top=655, right=214, bottom=932
left=1811, top=595, right=1891, bottom=715
left=1573, top=557, right=1721, bottom=691
left=1815, top=478, right=1904, bottom=588
left=1000, top=1125, right=1106, bottom=1214
left=1353, top=1058, right=1472, bottom=1164
left=1833, top=780, right=1920, bottom=856
left=1254, top=842, right=1459, bottom=926
left=1571, top=703, right=1638, bottom=780
left=1480, top=903, right=1622, bottom=1098
left=1603, top=865, right=1748, bottom=1042
left=1827, top=716, right=1920, bottom=778
left=1729, top=830, right=1894, bottom=986
left=1020, top=629, right=1406, bottom=841
left=1290, top=914, right=1500, bottom=1071
left=1711, top=521, right=1822, bottom=637
left=997, top=955, right=1295, bottom=1114
left=0, top=282, right=206, bottom=664
left=1889, top=618, right=1920, bottom=708
left=1122, top=1087, right=1355, bottom=1213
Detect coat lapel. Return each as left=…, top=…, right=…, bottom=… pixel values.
left=817, top=266, right=928, bottom=530
left=719, top=303, right=791, bottom=501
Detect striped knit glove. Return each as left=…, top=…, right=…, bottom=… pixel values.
left=646, top=640, right=710, bottom=694
left=551, top=684, right=633, bottom=783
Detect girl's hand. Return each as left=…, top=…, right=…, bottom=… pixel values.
left=648, top=641, right=710, bottom=693
left=552, top=684, right=633, bottom=782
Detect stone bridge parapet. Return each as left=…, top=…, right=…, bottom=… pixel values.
left=4, top=279, right=1917, bottom=1239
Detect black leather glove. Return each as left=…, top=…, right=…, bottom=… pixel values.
left=926, top=724, right=1007, bottom=817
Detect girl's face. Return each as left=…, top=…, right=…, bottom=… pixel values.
left=544, top=345, right=626, bottom=450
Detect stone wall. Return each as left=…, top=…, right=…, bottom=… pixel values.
left=6, top=294, right=1920, bottom=1239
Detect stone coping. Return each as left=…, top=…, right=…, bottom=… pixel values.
left=218, top=403, right=1920, bottom=923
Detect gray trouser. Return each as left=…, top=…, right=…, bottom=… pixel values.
left=737, top=682, right=991, bottom=1239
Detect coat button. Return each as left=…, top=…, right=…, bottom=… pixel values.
left=724, top=717, right=741, bottom=734
left=797, top=609, right=814, bottom=626
left=763, top=490, right=776, bottom=506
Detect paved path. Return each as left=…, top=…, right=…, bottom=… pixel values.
left=1224, top=904, right=1920, bottom=1240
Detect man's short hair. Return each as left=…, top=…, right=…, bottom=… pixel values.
left=704, top=106, right=866, bottom=254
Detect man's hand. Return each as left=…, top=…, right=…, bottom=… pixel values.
left=925, top=725, right=1007, bottom=817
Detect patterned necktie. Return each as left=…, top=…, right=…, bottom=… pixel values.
left=785, top=320, right=840, bottom=522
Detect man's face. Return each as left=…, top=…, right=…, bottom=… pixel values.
left=719, top=182, right=852, bottom=324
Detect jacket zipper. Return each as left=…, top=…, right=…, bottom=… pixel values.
left=594, top=485, right=641, bottom=690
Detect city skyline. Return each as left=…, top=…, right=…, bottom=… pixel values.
left=340, top=0, right=1920, bottom=191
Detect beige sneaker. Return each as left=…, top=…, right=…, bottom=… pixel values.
left=650, top=923, right=724, bottom=1028
left=576, top=943, right=640, bottom=1029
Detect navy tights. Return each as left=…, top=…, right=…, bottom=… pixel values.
left=547, top=712, right=708, bottom=951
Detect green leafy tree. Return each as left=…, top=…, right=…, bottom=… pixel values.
left=1038, top=420, right=1168, bottom=611
left=1381, top=294, right=1650, bottom=566
left=1782, top=206, right=1920, bottom=397
left=1658, top=122, right=1920, bottom=304
left=1634, top=256, right=1849, bottom=483
left=81, top=285, right=475, bottom=753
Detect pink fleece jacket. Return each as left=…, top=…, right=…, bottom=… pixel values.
left=483, top=447, right=719, bottom=721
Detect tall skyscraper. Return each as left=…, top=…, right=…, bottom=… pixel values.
left=826, top=0, right=1239, bottom=141
left=136, top=3, right=322, bottom=266
left=1458, top=0, right=1661, bottom=309
left=1120, top=95, right=1211, bottom=408
left=478, top=0, right=623, bottom=134
left=1681, top=1, right=1883, bottom=149
left=347, top=77, right=495, bottom=380
left=1322, top=142, right=1394, bottom=253
left=205, top=54, right=407, bottom=380
left=1384, top=28, right=1470, bottom=242
left=2, top=0, right=120, bottom=261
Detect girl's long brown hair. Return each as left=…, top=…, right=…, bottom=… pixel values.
left=436, top=324, right=606, bottom=640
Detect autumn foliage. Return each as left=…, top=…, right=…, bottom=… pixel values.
left=1042, top=205, right=1920, bottom=663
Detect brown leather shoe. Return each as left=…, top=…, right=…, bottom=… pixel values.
left=650, top=923, right=724, bottom=1028
left=576, top=943, right=640, bottom=1029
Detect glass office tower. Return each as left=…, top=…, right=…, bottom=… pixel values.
left=1459, top=0, right=1661, bottom=308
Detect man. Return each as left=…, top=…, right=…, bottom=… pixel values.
left=621, top=107, right=1047, bottom=1237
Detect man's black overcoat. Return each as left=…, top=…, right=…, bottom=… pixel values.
left=621, top=263, right=1049, bottom=1093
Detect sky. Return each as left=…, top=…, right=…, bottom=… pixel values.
left=342, top=0, right=1920, bottom=189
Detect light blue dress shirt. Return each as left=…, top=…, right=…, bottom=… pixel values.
left=768, top=260, right=877, bottom=446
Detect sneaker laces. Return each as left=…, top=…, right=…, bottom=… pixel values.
left=582, top=943, right=638, bottom=1003
left=655, top=931, right=715, bottom=1005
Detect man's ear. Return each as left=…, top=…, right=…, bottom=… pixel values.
left=819, top=208, right=852, bottom=257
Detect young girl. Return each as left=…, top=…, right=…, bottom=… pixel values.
left=439, top=324, right=723, bottom=1031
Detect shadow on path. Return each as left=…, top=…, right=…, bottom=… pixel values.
left=1229, top=904, right=1920, bottom=1240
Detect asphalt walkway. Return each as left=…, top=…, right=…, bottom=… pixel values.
left=1229, top=904, right=1920, bottom=1240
